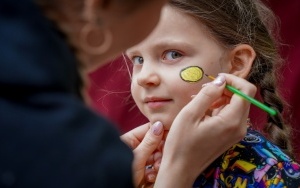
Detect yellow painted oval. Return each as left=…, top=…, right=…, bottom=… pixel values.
left=180, top=66, right=203, bottom=82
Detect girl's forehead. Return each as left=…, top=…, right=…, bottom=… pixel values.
left=126, top=6, right=213, bottom=52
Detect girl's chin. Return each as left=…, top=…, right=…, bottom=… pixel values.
left=149, top=120, right=172, bottom=130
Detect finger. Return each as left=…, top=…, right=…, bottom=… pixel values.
left=133, top=121, right=164, bottom=165
left=220, top=73, right=257, bottom=96
left=143, top=151, right=162, bottom=184
left=183, top=75, right=226, bottom=118
left=217, top=73, right=257, bottom=120
left=210, top=95, right=230, bottom=109
left=145, top=168, right=157, bottom=183
left=146, top=151, right=162, bottom=165
left=133, top=121, right=164, bottom=186
left=120, top=122, right=150, bottom=149
left=154, top=151, right=162, bottom=161
left=154, top=158, right=162, bottom=171
left=158, top=140, right=165, bottom=152
left=146, top=153, right=155, bottom=166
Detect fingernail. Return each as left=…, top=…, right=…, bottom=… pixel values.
left=151, top=121, right=163, bottom=136
left=212, top=75, right=225, bottom=86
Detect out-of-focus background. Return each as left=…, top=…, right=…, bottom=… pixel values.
left=88, top=0, right=300, bottom=161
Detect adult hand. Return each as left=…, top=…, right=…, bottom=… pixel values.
left=121, top=121, right=164, bottom=187
left=154, top=74, right=257, bottom=187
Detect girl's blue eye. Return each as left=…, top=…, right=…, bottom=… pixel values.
left=132, top=56, right=144, bottom=65
left=164, top=51, right=182, bottom=60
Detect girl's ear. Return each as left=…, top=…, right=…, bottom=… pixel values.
left=228, top=44, right=256, bottom=78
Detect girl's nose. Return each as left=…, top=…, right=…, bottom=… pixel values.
left=136, top=64, right=160, bottom=87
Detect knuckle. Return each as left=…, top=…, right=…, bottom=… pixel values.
left=143, top=136, right=156, bottom=149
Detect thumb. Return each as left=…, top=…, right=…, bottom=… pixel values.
left=132, top=121, right=164, bottom=186
left=133, top=121, right=164, bottom=166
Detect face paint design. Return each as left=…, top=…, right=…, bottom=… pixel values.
left=180, top=66, right=204, bottom=82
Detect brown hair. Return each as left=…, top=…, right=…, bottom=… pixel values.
left=169, top=0, right=293, bottom=157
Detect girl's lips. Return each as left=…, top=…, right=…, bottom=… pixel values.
left=145, top=98, right=172, bottom=109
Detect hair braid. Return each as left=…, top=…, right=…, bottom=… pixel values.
left=252, top=58, right=293, bottom=156
left=248, top=1, right=294, bottom=157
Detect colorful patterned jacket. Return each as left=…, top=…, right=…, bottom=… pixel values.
left=194, top=127, right=300, bottom=188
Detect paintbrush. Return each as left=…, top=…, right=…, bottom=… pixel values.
left=205, top=74, right=277, bottom=116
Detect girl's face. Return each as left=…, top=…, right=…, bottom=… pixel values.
left=126, top=6, right=230, bottom=129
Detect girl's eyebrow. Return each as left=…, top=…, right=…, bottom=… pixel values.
left=125, top=50, right=139, bottom=58
left=152, top=40, right=194, bottom=51
left=153, top=41, right=197, bottom=56
left=126, top=40, right=195, bottom=57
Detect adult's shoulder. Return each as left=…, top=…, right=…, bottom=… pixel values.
left=0, top=92, right=134, bottom=187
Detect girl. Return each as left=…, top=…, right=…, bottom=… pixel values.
left=126, top=0, right=300, bottom=187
